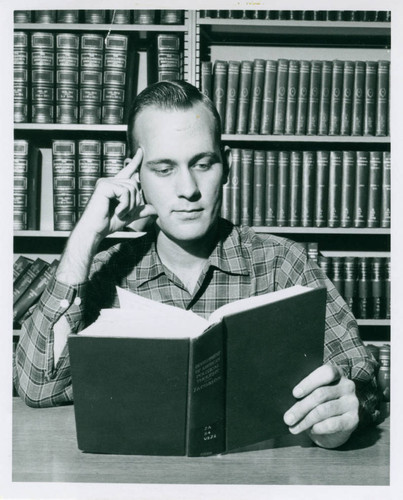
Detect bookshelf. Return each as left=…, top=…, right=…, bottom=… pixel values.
left=13, top=9, right=391, bottom=343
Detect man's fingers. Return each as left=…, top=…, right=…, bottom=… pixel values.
left=115, top=147, right=143, bottom=180
left=309, top=411, right=359, bottom=436
left=292, top=363, right=343, bottom=399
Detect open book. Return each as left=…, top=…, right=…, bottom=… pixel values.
left=68, top=285, right=326, bottom=456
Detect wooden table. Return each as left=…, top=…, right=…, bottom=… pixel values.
left=12, top=397, right=389, bottom=485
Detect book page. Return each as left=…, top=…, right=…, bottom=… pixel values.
left=208, top=285, right=312, bottom=325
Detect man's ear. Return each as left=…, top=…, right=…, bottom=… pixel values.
left=222, top=145, right=232, bottom=184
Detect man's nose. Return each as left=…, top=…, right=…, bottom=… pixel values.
left=176, top=167, right=201, bottom=200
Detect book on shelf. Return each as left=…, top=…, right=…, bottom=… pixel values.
left=340, top=61, right=355, bottom=136
left=306, top=60, right=322, bottom=136
left=284, top=60, right=300, bottom=135
left=380, top=151, right=391, bottom=228
left=318, top=61, right=332, bottom=136
left=295, top=60, right=310, bottom=135
left=328, top=60, right=343, bottom=136
left=68, top=284, right=326, bottom=456
left=56, top=33, right=79, bottom=124
left=289, top=151, right=302, bottom=227
left=14, top=31, right=29, bottom=123
left=327, top=151, right=342, bottom=228
left=260, top=60, right=277, bottom=135
left=31, top=32, right=55, bottom=124
left=147, top=33, right=182, bottom=84
left=229, top=148, right=241, bottom=226
left=376, top=61, right=390, bottom=137
left=236, top=61, right=253, bottom=134
left=340, top=151, right=355, bottom=228
left=198, top=10, right=390, bottom=21
left=252, top=150, right=265, bottom=226
left=301, top=151, right=315, bottom=227
left=351, top=61, right=365, bottom=136
left=13, top=257, right=48, bottom=305
left=248, top=59, right=265, bottom=135
left=265, top=150, right=278, bottom=226
left=276, top=151, right=289, bottom=227
left=364, top=61, right=377, bottom=136
left=200, top=61, right=213, bottom=100
left=240, top=149, right=253, bottom=226
left=52, top=140, right=77, bottom=231
left=13, top=256, right=33, bottom=282
left=77, top=140, right=102, bottom=219
left=272, top=59, right=289, bottom=135
left=353, top=151, right=369, bottom=228
left=224, top=61, right=240, bottom=134
left=213, top=60, right=228, bottom=129
left=79, top=33, right=104, bottom=125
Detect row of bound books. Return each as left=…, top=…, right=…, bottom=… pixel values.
left=13, top=256, right=59, bottom=327
left=14, top=10, right=184, bottom=25
left=318, top=256, right=390, bottom=320
left=14, top=31, right=182, bottom=124
left=201, top=59, right=390, bottom=137
left=199, top=10, right=391, bottom=22
left=221, top=149, right=391, bottom=229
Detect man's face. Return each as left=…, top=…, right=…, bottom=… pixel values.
left=133, top=103, right=227, bottom=243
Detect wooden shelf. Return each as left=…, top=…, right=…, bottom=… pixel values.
left=14, top=23, right=187, bottom=32
left=14, top=124, right=127, bottom=132
left=222, top=135, right=390, bottom=144
left=321, top=251, right=390, bottom=257
left=358, top=320, right=390, bottom=326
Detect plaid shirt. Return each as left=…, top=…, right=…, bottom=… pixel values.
left=14, top=219, right=379, bottom=425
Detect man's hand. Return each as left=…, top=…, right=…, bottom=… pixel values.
left=283, top=364, right=359, bottom=449
left=79, top=147, right=157, bottom=239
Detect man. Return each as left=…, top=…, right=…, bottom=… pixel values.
left=14, top=81, right=379, bottom=449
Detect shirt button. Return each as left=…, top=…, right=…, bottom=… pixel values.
left=60, top=299, right=69, bottom=309
left=74, top=297, right=82, bottom=306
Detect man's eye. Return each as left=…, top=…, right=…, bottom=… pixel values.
left=154, top=166, right=173, bottom=176
left=193, top=162, right=211, bottom=170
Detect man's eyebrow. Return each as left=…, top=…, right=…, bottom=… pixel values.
left=145, top=158, right=176, bottom=167
left=145, top=152, right=221, bottom=168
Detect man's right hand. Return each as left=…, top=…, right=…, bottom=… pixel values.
left=78, top=148, right=157, bottom=240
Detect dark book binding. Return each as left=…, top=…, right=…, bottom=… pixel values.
left=301, top=151, right=315, bottom=227
left=340, top=151, right=356, bottom=228
left=327, top=151, right=343, bottom=227
left=55, top=33, right=79, bottom=124
left=52, top=139, right=77, bottom=231
left=248, top=59, right=265, bottom=134
left=224, top=61, right=240, bottom=135
left=314, top=151, right=330, bottom=227
left=273, top=59, right=289, bottom=135
left=289, top=151, right=302, bottom=226
left=318, top=61, right=332, bottom=135
left=367, top=151, right=383, bottom=228
left=260, top=60, right=278, bottom=134
left=295, top=60, right=310, bottom=135
left=230, top=148, right=241, bottom=225
left=265, top=151, right=278, bottom=226
left=307, top=61, right=322, bottom=135
left=353, top=151, right=370, bottom=228
left=276, top=151, right=290, bottom=226
left=363, top=61, right=377, bottom=136
left=236, top=61, right=253, bottom=134
left=213, top=61, right=228, bottom=130
left=340, top=61, right=355, bottom=136
left=200, top=61, right=213, bottom=100
left=375, top=60, right=390, bottom=137
left=13, top=256, right=33, bottom=282
left=13, top=258, right=48, bottom=304
left=329, top=60, right=344, bottom=136
left=284, top=60, right=300, bottom=135
left=351, top=61, right=365, bottom=136
left=252, top=150, right=266, bottom=226
left=380, top=151, right=391, bottom=228
left=240, top=149, right=254, bottom=225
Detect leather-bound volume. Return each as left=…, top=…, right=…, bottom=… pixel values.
left=340, top=61, right=355, bottom=136
left=363, top=61, right=377, bottom=136
left=236, top=61, right=253, bottom=134
left=307, top=61, right=322, bottom=135
left=351, top=61, right=365, bottom=136
left=55, top=33, right=79, bottom=124
left=375, top=60, right=390, bottom=137
left=14, top=32, right=29, bottom=123
left=289, top=151, right=302, bottom=226
left=272, top=59, right=289, bottom=135
left=252, top=150, right=266, bottom=226
left=200, top=61, right=213, bottom=100
left=77, top=140, right=102, bottom=219
left=318, top=61, right=332, bottom=135
left=240, top=149, right=254, bottom=225
left=260, top=60, right=278, bottom=134
left=367, top=151, right=383, bottom=228
left=52, top=139, right=77, bottom=231
left=13, top=256, right=33, bottom=283
left=265, top=151, right=278, bottom=226
left=329, top=60, right=344, bottom=136
left=380, top=151, right=391, bottom=228
left=230, top=148, right=241, bottom=225
left=284, top=60, right=300, bottom=135
left=295, top=60, right=310, bottom=135
left=224, top=61, right=240, bottom=134
left=314, top=150, right=330, bottom=227
left=301, top=151, right=315, bottom=227
left=340, top=151, right=356, bottom=228
left=276, top=151, right=290, bottom=226
left=353, top=151, right=370, bottom=228
left=248, top=59, right=265, bottom=134
left=327, top=151, right=343, bottom=227
left=213, top=60, right=228, bottom=131
left=79, top=33, right=104, bottom=125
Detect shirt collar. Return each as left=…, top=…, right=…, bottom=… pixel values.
left=131, top=219, right=250, bottom=288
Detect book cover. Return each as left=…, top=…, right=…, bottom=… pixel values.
left=13, top=258, right=48, bottom=305
left=252, top=150, right=266, bottom=226
left=14, top=31, right=29, bottom=123
left=52, top=139, right=77, bottom=231
left=273, top=59, right=289, bottom=135
left=31, top=32, right=55, bottom=124
left=77, top=140, right=102, bottom=219
left=79, top=33, right=104, bottom=125
left=13, top=256, right=33, bottom=282
left=240, top=149, right=254, bottom=225
left=224, top=61, right=240, bottom=135
left=68, top=285, right=326, bottom=456
left=265, top=151, right=278, bottom=226
left=340, top=150, right=356, bottom=228
left=55, top=33, right=79, bottom=124
left=289, top=151, right=302, bottom=226
left=295, top=60, right=310, bottom=135
left=318, top=61, right=332, bottom=135
left=248, top=59, right=265, bottom=134
left=284, top=60, right=300, bottom=135
left=260, top=60, right=278, bottom=134
left=236, top=61, right=253, bottom=134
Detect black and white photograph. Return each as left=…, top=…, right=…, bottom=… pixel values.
left=1, top=0, right=401, bottom=499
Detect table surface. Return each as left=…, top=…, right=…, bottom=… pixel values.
left=12, top=397, right=390, bottom=485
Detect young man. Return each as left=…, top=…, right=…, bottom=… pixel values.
left=14, top=81, right=379, bottom=449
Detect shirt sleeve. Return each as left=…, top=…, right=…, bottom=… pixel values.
left=275, top=244, right=380, bottom=427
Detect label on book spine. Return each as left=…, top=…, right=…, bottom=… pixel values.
left=276, top=151, right=290, bottom=226
left=295, top=61, right=310, bottom=135
left=260, top=60, right=278, bottom=135
left=213, top=61, right=228, bottom=130
left=307, top=61, right=322, bottom=135
left=273, top=59, right=289, bottom=135
left=340, top=151, right=356, bottom=228
left=236, top=61, right=253, bottom=134
left=364, top=61, right=377, bottom=136
left=351, top=61, right=365, bottom=136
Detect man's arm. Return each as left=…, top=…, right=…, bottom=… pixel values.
left=13, top=149, right=157, bottom=407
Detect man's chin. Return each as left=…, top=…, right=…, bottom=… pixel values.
left=157, top=219, right=214, bottom=244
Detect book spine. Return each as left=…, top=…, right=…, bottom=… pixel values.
left=260, top=60, right=278, bottom=134
left=318, top=255, right=331, bottom=279
left=52, top=139, right=77, bottom=231
left=55, top=33, right=79, bottom=124
left=102, top=34, right=128, bottom=125
left=353, top=151, right=370, bottom=228
left=230, top=148, right=241, bottom=225
left=260, top=60, right=277, bottom=134
left=213, top=60, right=228, bottom=130
left=200, top=61, right=213, bottom=100
left=307, top=61, right=322, bottom=135
left=295, top=60, right=310, bottom=135
left=288, top=151, right=302, bottom=226
left=265, top=151, right=278, bottom=226
left=14, top=260, right=58, bottom=323
left=343, top=257, right=357, bottom=315
left=364, top=61, right=377, bottom=136
left=327, top=151, right=343, bottom=227
left=377, top=344, right=390, bottom=402
left=31, top=32, right=55, bottom=124
left=380, top=151, right=391, bottom=228
left=160, top=10, right=183, bottom=24
left=329, top=60, right=344, bottom=136
left=375, top=60, right=390, bottom=137
left=248, top=59, right=265, bottom=134
left=351, top=61, right=365, bottom=136
left=27, top=143, right=41, bottom=230
left=272, top=59, right=289, bottom=135
left=370, top=257, right=384, bottom=320
left=331, top=257, right=344, bottom=297
left=79, top=33, right=104, bottom=125
left=13, top=256, right=33, bottom=282
left=132, top=10, right=155, bottom=24
left=77, top=140, right=102, bottom=219
left=13, top=139, right=29, bottom=230
left=385, top=258, right=391, bottom=320
left=240, top=149, right=254, bottom=226
left=14, top=31, right=29, bottom=123
left=57, top=10, right=79, bottom=23
left=102, top=141, right=126, bottom=177
left=301, top=151, right=315, bottom=227
left=276, top=151, right=290, bottom=226
left=340, top=150, right=356, bottom=228
left=236, top=61, right=253, bottom=134
left=357, top=257, right=370, bottom=319
left=314, top=151, right=330, bottom=227
left=340, top=60, right=355, bottom=136
left=284, top=60, right=300, bottom=135
left=224, top=61, right=240, bottom=134
left=84, top=10, right=106, bottom=23
left=367, top=151, right=383, bottom=228
left=318, top=60, right=332, bottom=135
left=13, top=258, right=48, bottom=304
left=252, top=150, right=266, bottom=226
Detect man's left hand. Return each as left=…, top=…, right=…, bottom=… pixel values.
left=283, top=363, right=359, bottom=449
